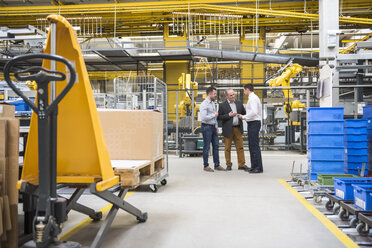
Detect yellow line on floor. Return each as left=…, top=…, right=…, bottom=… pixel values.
left=59, top=192, right=134, bottom=241
left=278, top=179, right=359, bottom=248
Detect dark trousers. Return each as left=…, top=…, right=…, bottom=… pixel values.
left=201, top=125, right=220, bottom=168
left=247, top=120, right=263, bottom=171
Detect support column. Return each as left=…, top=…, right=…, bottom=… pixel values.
left=240, top=27, right=265, bottom=101
left=164, top=24, right=189, bottom=121
left=319, top=0, right=339, bottom=107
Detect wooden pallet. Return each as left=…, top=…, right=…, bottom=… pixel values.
left=112, top=155, right=164, bottom=188
left=153, top=155, right=164, bottom=173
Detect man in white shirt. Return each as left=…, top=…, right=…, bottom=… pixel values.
left=238, top=84, right=263, bottom=173
left=199, top=86, right=226, bottom=172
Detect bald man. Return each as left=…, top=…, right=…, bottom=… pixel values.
left=217, top=89, right=249, bottom=171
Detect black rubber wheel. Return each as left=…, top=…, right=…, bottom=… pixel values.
left=325, top=200, right=334, bottom=211
left=91, top=211, right=103, bottom=222
left=92, top=211, right=102, bottom=222
left=137, top=212, right=148, bottom=223
left=356, top=222, right=369, bottom=236
left=161, top=179, right=167, bottom=186
left=149, top=184, right=158, bottom=193
left=350, top=218, right=358, bottom=228
left=338, top=209, right=349, bottom=221
left=333, top=205, right=341, bottom=215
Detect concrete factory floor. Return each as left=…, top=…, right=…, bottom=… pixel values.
left=60, top=151, right=346, bottom=248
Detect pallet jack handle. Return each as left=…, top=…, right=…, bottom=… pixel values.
left=3, top=53, right=78, bottom=248
left=3, top=53, right=76, bottom=117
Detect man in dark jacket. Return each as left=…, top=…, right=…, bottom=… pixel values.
left=218, top=89, right=249, bottom=171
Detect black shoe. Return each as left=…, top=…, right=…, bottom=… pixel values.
left=249, top=169, right=263, bottom=174
left=238, top=165, right=250, bottom=171
left=226, top=166, right=232, bottom=171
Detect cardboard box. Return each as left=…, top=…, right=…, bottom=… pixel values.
left=0, top=119, right=19, bottom=158
left=6, top=156, right=18, bottom=205
left=6, top=204, right=17, bottom=248
left=0, top=121, right=5, bottom=158
left=98, top=110, right=163, bottom=160
left=0, top=104, right=18, bottom=248
left=0, top=104, right=15, bottom=119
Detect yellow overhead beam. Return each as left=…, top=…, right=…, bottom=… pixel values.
left=0, top=1, right=371, bottom=37
left=341, top=33, right=372, bottom=54
left=1, top=2, right=371, bottom=26
left=201, top=4, right=372, bottom=25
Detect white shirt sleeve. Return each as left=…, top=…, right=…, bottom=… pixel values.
left=243, top=96, right=259, bottom=122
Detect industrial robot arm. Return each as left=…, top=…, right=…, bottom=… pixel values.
left=268, top=63, right=305, bottom=118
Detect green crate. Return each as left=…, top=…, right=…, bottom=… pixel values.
left=317, top=174, right=358, bottom=185
left=196, top=139, right=204, bottom=150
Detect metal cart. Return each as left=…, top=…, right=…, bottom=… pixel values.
left=356, top=212, right=372, bottom=235
left=178, top=134, right=203, bottom=157
left=113, top=75, right=169, bottom=192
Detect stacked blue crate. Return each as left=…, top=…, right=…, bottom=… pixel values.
left=364, top=105, right=372, bottom=172
left=308, top=107, right=345, bottom=180
left=344, top=119, right=368, bottom=176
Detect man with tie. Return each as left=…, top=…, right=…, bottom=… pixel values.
left=200, top=86, right=226, bottom=172
left=238, top=84, right=264, bottom=173
left=217, top=88, right=249, bottom=171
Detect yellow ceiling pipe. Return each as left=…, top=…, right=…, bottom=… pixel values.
left=0, top=1, right=371, bottom=29
left=341, top=33, right=372, bottom=54
left=0, top=1, right=370, bottom=23
left=201, top=4, right=372, bottom=25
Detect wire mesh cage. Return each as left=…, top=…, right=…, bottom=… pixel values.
left=113, top=74, right=169, bottom=188
left=114, top=75, right=165, bottom=110
left=93, top=93, right=115, bottom=109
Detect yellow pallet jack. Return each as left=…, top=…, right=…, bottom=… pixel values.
left=3, top=15, right=147, bottom=248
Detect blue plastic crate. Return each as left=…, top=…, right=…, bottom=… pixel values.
left=308, top=134, right=344, bottom=148
left=309, top=160, right=345, bottom=173
left=7, top=99, right=31, bottom=112
left=346, top=155, right=369, bottom=163
left=345, top=134, right=368, bottom=142
left=345, top=148, right=369, bottom=156
left=309, top=172, right=348, bottom=181
left=308, top=107, right=344, bottom=121
left=345, top=127, right=367, bottom=135
left=345, top=162, right=369, bottom=170
left=334, top=178, right=372, bottom=200
left=309, top=172, right=318, bottom=181
left=308, top=147, right=345, bottom=161
left=364, top=105, right=372, bottom=119
left=367, top=119, right=372, bottom=130
left=345, top=119, right=368, bottom=128
left=345, top=141, right=368, bottom=149
left=308, top=121, right=344, bottom=134
left=368, top=133, right=372, bottom=141
left=353, top=185, right=372, bottom=210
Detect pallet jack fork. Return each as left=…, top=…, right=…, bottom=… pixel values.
left=3, top=15, right=147, bottom=248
